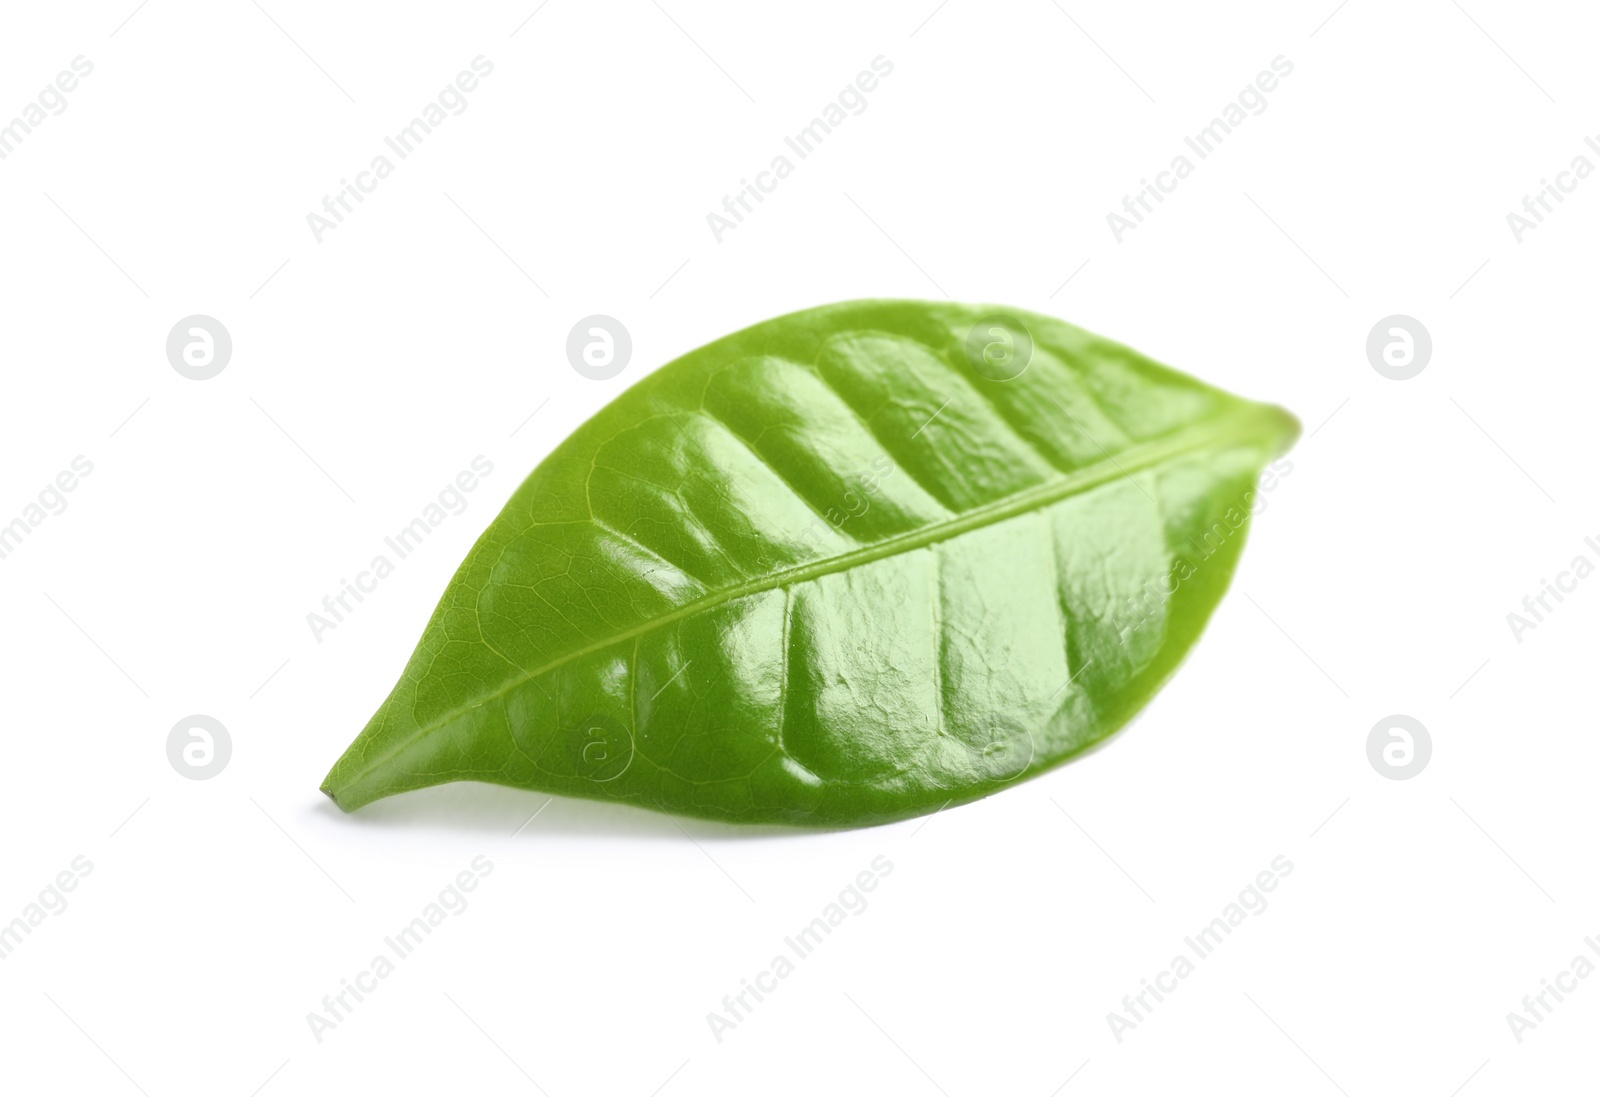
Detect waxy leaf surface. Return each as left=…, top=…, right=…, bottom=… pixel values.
left=322, top=301, right=1298, bottom=826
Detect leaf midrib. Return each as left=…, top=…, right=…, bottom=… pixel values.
left=333, top=402, right=1289, bottom=793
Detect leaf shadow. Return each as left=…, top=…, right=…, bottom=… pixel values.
left=312, top=780, right=833, bottom=842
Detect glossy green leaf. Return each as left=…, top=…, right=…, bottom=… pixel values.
left=321, top=301, right=1298, bottom=826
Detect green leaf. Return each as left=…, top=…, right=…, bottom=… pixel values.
left=321, top=301, right=1298, bottom=826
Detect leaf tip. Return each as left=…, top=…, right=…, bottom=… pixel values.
left=1272, top=403, right=1302, bottom=450
left=319, top=747, right=371, bottom=812
left=318, top=775, right=351, bottom=812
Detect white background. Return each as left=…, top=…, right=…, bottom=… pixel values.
left=0, top=1, right=1593, bottom=1093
